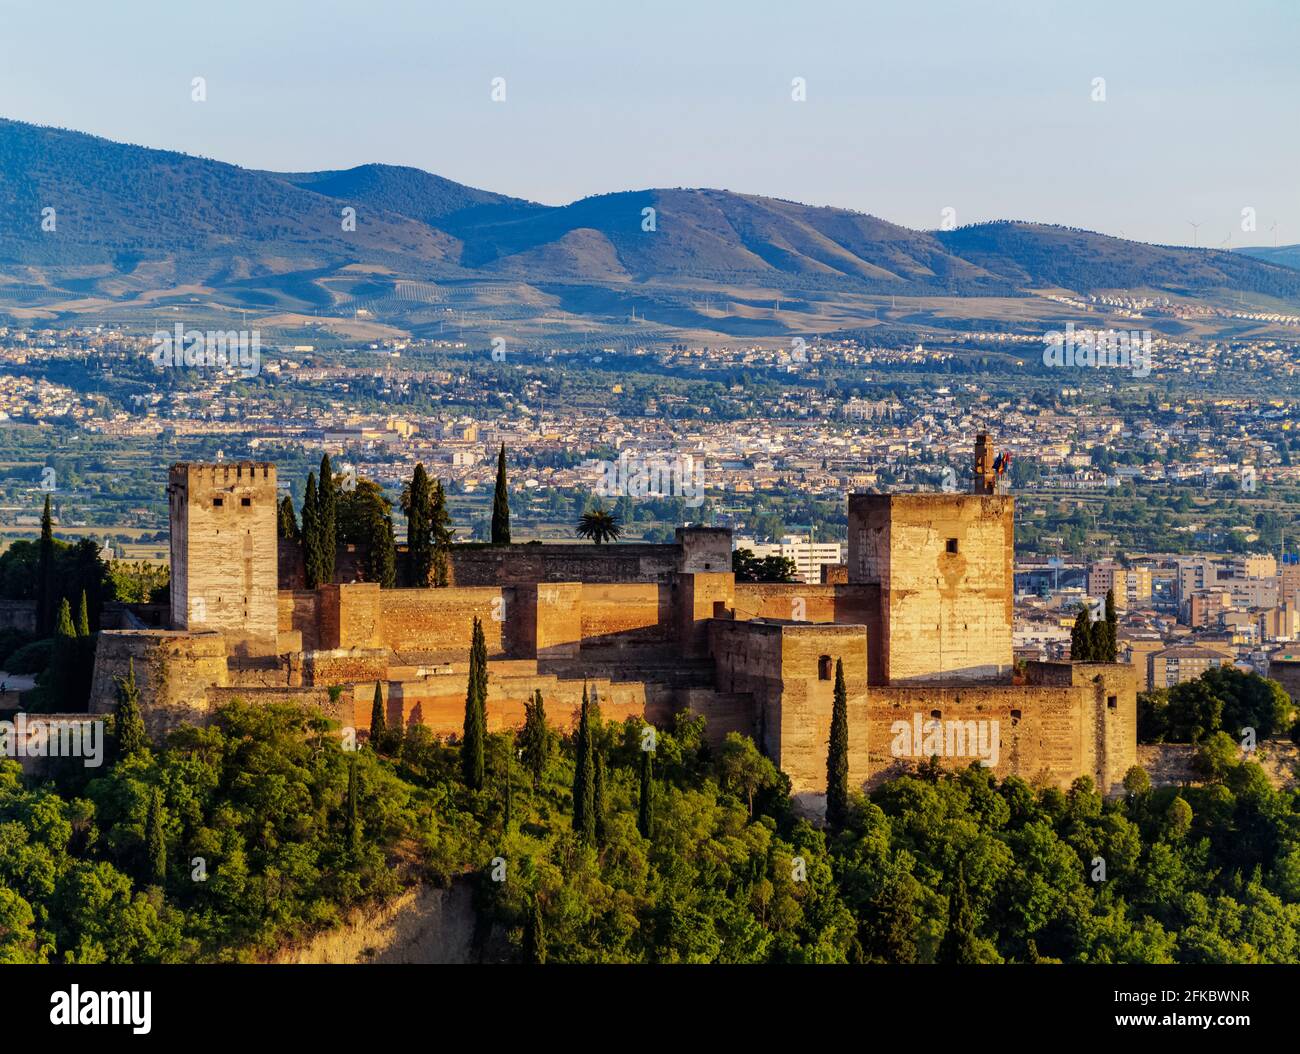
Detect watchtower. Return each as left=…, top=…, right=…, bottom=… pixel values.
left=168, top=462, right=279, bottom=658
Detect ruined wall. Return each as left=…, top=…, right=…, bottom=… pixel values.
left=848, top=493, right=1012, bottom=684
left=169, top=462, right=278, bottom=658
left=89, top=629, right=228, bottom=736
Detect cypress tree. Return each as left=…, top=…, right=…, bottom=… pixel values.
left=49, top=599, right=78, bottom=708
left=367, top=498, right=397, bottom=589
left=937, top=863, right=980, bottom=964
left=345, top=755, right=360, bottom=851
left=74, top=590, right=94, bottom=710
left=301, top=472, right=323, bottom=589
left=637, top=748, right=654, bottom=839
left=1070, top=603, right=1093, bottom=662
left=572, top=683, right=595, bottom=840
left=523, top=895, right=546, bottom=964
left=592, top=750, right=607, bottom=846
left=491, top=443, right=511, bottom=544
left=1103, top=587, right=1118, bottom=662
left=461, top=618, right=487, bottom=790
left=522, top=688, right=549, bottom=788
left=277, top=495, right=299, bottom=541
left=503, top=733, right=514, bottom=832
left=826, top=657, right=850, bottom=831
left=113, top=658, right=147, bottom=761
left=319, top=454, right=338, bottom=583
left=430, top=479, right=453, bottom=587
left=406, top=463, right=433, bottom=586
left=35, top=495, right=54, bottom=636
left=369, top=680, right=387, bottom=752
left=145, top=788, right=166, bottom=885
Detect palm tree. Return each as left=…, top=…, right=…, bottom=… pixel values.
left=575, top=505, right=622, bottom=545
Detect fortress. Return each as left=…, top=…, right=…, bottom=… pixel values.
left=89, top=437, right=1138, bottom=803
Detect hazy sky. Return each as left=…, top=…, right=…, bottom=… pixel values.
left=2, top=0, right=1295, bottom=246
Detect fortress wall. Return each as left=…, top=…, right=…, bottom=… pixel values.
left=89, top=629, right=227, bottom=736
left=206, top=686, right=343, bottom=723
left=676, top=572, right=736, bottom=657
left=448, top=544, right=681, bottom=585
left=378, top=586, right=508, bottom=657
left=734, top=583, right=837, bottom=623
left=303, top=648, right=389, bottom=687
left=862, top=684, right=1088, bottom=791
left=0, top=599, right=36, bottom=633
left=577, top=582, right=672, bottom=651
left=354, top=670, right=648, bottom=736
left=279, top=591, right=321, bottom=652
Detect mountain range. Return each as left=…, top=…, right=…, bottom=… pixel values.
left=3, top=116, right=1299, bottom=336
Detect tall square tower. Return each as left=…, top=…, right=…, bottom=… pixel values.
left=168, top=462, right=279, bottom=658
left=848, top=493, right=1013, bottom=683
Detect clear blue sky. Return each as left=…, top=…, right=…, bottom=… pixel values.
left=2, top=0, right=1296, bottom=246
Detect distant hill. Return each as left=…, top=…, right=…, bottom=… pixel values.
left=4, top=116, right=1300, bottom=313
left=1237, top=244, right=1300, bottom=273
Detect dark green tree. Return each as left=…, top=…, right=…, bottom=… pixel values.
left=369, top=680, right=387, bottom=752
left=937, top=863, right=980, bottom=964
left=319, top=454, right=338, bottom=584
left=113, top=658, right=147, bottom=761
left=277, top=495, right=299, bottom=541
left=523, top=895, right=546, bottom=964
left=826, top=657, right=850, bottom=830
left=1070, top=604, right=1094, bottom=662
left=864, top=878, right=919, bottom=964
left=461, top=618, right=487, bottom=790
left=74, top=590, right=95, bottom=707
left=301, top=472, right=324, bottom=589
left=338, top=480, right=397, bottom=588
left=430, top=479, right=453, bottom=587
left=144, top=788, right=166, bottom=886
left=48, top=598, right=78, bottom=707
left=572, top=683, right=595, bottom=840
left=403, top=463, right=433, bottom=587
left=35, top=495, right=54, bottom=636
left=1103, top=587, right=1118, bottom=662
left=521, top=688, right=549, bottom=789
left=637, top=748, right=654, bottom=839
left=491, top=443, right=511, bottom=544
left=592, top=750, right=607, bottom=846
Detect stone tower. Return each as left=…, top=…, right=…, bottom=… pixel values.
left=848, top=488, right=1014, bottom=684
left=168, top=462, right=279, bottom=658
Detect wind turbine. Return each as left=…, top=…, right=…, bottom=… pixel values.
left=1186, top=221, right=1201, bottom=248
left=1270, top=221, right=1279, bottom=247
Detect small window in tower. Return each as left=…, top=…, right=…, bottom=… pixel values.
left=946, top=538, right=959, bottom=554
left=930, top=709, right=942, bottom=720
left=241, top=497, right=251, bottom=507
left=213, top=498, right=223, bottom=507
left=818, top=655, right=832, bottom=680
left=1107, top=694, right=1118, bottom=711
